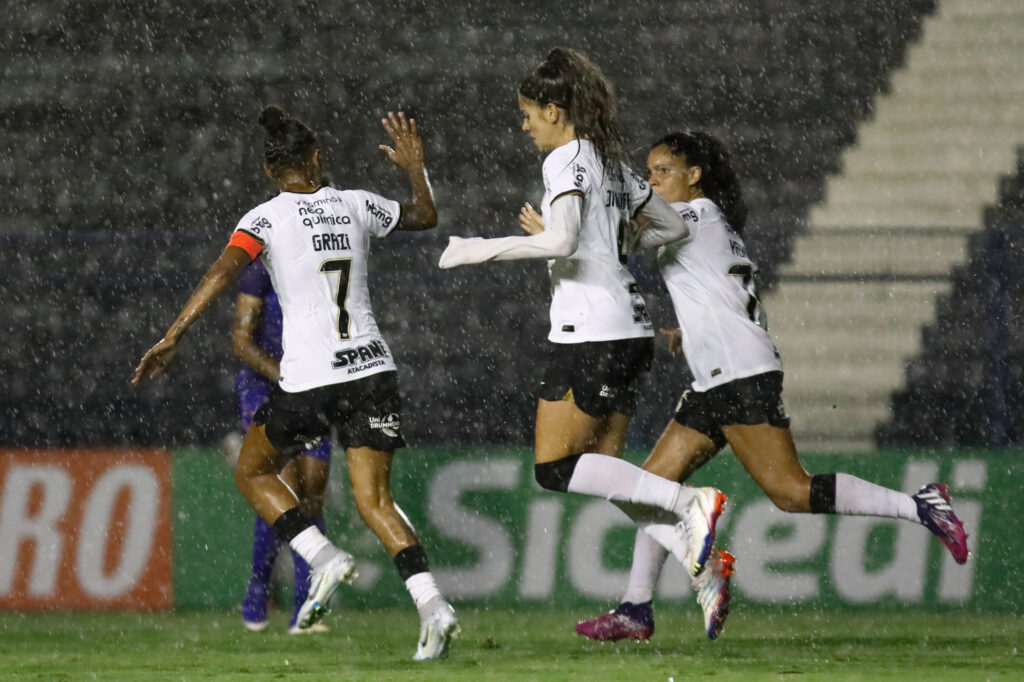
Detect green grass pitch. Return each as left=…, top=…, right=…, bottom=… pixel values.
left=0, top=608, right=1018, bottom=681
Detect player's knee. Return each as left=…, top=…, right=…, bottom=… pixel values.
left=534, top=455, right=582, bottom=492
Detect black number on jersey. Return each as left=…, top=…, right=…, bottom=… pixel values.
left=728, top=263, right=767, bottom=330
left=616, top=217, right=628, bottom=265
left=319, top=258, right=353, bottom=340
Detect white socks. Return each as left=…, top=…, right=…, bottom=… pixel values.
left=566, top=453, right=695, bottom=517
left=290, top=525, right=335, bottom=568
left=405, top=572, right=446, bottom=620
left=622, top=529, right=669, bottom=604
left=834, top=473, right=919, bottom=522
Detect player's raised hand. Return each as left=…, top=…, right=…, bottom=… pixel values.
left=379, top=112, right=424, bottom=172
left=132, top=337, right=180, bottom=385
left=518, top=202, right=545, bottom=235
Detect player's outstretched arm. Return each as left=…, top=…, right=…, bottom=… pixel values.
left=379, top=111, right=437, bottom=231
left=132, top=245, right=251, bottom=385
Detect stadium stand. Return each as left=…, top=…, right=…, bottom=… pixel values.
left=0, top=0, right=936, bottom=447
left=767, top=0, right=1024, bottom=449
left=878, top=149, right=1024, bottom=446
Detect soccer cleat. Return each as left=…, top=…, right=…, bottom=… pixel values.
left=692, top=549, right=735, bottom=640
left=575, top=602, right=654, bottom=642
left=413, top=603, right=460, bottom=661
left=913, top=483, right=969, bottom=564
left=242, top=580, right=269, bottom=632
left=294, top=552, right=358, bottom=630
left=287, top=622, right=330, bottom=635
left=242, top=618, right=269, bottom=633
left=680, top=487, right=728, bottom=577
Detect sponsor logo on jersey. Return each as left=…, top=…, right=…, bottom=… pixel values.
left=598, top=384, right=616, bottom=399
left=365, top=200, right=393, bottom=228
left=679, top=207, right=699, bottom=223
left=368, top=412, right=401, bottom=438
left=729, top=238, right=748, bottom=258
left=331, top=341, right=391, bottom=369
left=312, top=232, right=352, bottom=252
left=300, top=205, right=352, bottom=230
left=572, top=163, right=587, bottom=190
left=249, top=216, right=272, bottom=234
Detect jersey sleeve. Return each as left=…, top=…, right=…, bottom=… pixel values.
left=230, top=208, right=274, bottom=259
left=625, top=165, right=653, bottom=217
left=542, top=144, right=589, bottom=202
left=352, top=190, right=401, bottom=238
left=237, top=258, right=271, bottom=298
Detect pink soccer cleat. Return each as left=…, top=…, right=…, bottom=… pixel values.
left=913, top=483, right=969, bottom=564
left=575, top=602, right=654, bottom=642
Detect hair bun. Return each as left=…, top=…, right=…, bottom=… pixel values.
left=259, top=105, right=288, bottom=134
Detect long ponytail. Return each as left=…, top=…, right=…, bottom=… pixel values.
left=519, top=48, right=627, bottom=174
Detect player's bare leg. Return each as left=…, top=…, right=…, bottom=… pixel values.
left=347, top=446, right=458, bottom=660
left=236, top=425, right=356, bottom=630
left=724, top=423, right=968, bottom=562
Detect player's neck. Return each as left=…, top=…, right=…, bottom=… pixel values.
left=277, top=172, right=322, bottom=194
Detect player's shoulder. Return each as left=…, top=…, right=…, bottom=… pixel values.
left=543, top=139, right=594, bottom=175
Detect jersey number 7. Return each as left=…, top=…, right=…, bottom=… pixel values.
left=320, top=258, right=353, bottom=340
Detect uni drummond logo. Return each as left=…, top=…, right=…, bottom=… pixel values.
left=369, top=413, right=401, bottom=438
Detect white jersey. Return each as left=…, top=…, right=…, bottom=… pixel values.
left=232, top=186, right=401, bottom=392
left=658, top=198, right=781, bottom=391
left=541, top=139, right=655, bottom=343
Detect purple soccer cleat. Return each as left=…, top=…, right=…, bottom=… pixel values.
left=913, top=483, right=969, bottom=564
left=242, top=580, right=269, bottom=632
left=575, top=602, right=654, bottom=642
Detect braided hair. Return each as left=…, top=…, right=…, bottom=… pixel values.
left=653, top=131, right=747, bottom=235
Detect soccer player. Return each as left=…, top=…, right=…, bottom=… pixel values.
left=439, top=48, right=727, bottom=583
left=231, top=257, right=333, bottom=634
left=571, top=130, right=970, bottom=641
left=134, top=107, right=459, bottom=660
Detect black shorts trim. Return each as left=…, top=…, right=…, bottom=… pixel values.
left=539, top=338, right=653, bottom=418
left=253, top=371, right=406, bottom=454
left=673, top=371, right=790, bottom=449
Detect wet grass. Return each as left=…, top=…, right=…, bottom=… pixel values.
left=0, top=608, right=1018, bottom=681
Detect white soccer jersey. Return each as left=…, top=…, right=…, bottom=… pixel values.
left=658, top=198, right=782, bottom=391
left=231, top=187, right=401, bottom=392
left=541, top=139, right=654, bottom=343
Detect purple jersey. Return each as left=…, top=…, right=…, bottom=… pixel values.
left=234, top=258, right=283, bottom=395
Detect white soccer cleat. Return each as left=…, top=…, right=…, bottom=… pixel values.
left=294, top=552, right=358, bottom=630
left=680, top=487, right=727, bottom=577
left=287, top=622, right=330, bottom=635
left=692, top=548, right=735, bottom=640
left=413, top=603, right=460, bottom=661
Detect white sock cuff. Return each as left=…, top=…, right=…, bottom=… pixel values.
left=405, top=571, right=442, bottom=611
left=290, top=525, right=332, bottom=565
left=567, top=453, right=681, bottom=513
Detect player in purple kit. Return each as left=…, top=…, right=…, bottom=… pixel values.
left=232, top=257, right=333, bottom=634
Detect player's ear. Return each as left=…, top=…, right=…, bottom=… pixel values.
left=543, top=102, right=561, bottom=124
left=263, top=162, right=274, bottom=179
left=687, top=164, right=702, bottom=188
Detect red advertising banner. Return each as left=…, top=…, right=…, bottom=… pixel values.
left=0, top=450, right=172, bottom=610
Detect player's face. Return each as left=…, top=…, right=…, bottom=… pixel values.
left=647, top=145, right=691, bottom=203
left=518, top=95, right=560, bottom=152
